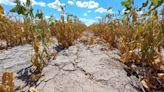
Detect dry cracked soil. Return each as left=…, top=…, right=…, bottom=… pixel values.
left=0, top=31, right=143, bottom=92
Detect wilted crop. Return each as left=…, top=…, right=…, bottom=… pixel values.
left=0, top=72, right=14, bottom=92
left=49, top=6, right=86, bottom=48
left=9, top=0, right=51, bottom=75
left=88, top=0, right=164, bottom=91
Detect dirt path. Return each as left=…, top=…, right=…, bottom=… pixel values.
left=0, top=31, right=141, bottom=92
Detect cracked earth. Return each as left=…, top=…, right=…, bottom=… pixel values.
left=0, top=32, right=142, bottom=92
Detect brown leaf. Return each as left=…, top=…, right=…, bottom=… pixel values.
left=0, top=5, right=4, bottom=15
left=34, top=39, right=40, bottom=54
left=0, top=84, right=6, bottom=92
left=158, top=73, right=164, bottom=80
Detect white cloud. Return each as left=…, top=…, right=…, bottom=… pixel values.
left=0, top=0, right=46, bottom=7
left=76, top=1, right=88, bottom=8
left=68, top=0, right=74, bottom=5
left=95, top=8, right=106, bottom=13
left=88, top=10, right=92, bottom=13
left=80, top=18, right=96, bottom=26
left=76, top=1, right=99, bottom=9
left=88, top=1, right=99, bottom=9
left=32, top=1, right=46, bottom=7
left=24, top=0, right=46, bottom=7
left=0, top=0, right=15, bottom=6
left=95, top=16, right=102, bottom=19
left=95, top=8, right=113, bottom=14
left=45, top=15, right=50, bottom=19
left=84, top=13, right=87, bottom=16
left=48, top=0, right=65, bottom=11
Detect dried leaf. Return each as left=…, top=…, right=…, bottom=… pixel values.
left=141, top=79, right=149, bottom=90
left=0, top=84, right=6, bottom=92
left=0, top=5, right=4, bottom=15
left=158, top=73, right=164, bottom=80
left=29, top=87, right=39, bottom=92
left=34, top=39, right=40, bottom=54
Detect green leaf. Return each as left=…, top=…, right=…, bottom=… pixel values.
left=48, top=16, right=58, bottom=24
left=142, top=0, right=148, bottom=7
left=138, top=8, right=142, bottom=11
left=125, top=12, right=130, bottom=16
left=48, top=17, right=53, bottom=21
left=141, top=12, right=150, bottom=17
left=19, top=6, right=27, bottom=15
left=10, top=6, right=18, bottom=12
left=14, top=0, right=20, bottom=5
left=26, top=0, right=31, bottom=7
left=128, top=0, right=134, bottom=4
left=35, top=9, right=43, bottom=19
left=121, top=1, right=132, bottom=9
left=107, top=7, right=112, bottom=11
left=121, top=1, right=129, bottom=6
left=29, top=7, right=34, bottom=18
left=126, top=5, right=132, bottom=9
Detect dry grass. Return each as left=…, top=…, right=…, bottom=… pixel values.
left=88, top=8, right=164, bottom=91
left=0, top=16, right=32, bottom=48
left=50, top=14, right=86, bottom=48
left=0, top=72, right=14, bottom=92
left=87, top=21, right=117, bottom=48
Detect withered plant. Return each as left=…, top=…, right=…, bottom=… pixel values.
left=0, top=72, right=14, bottom=92
left=49, top=6, right=86, bottom=48
left=10, top=0, right=51, bottom=74
left=88, top=0, right=164, bottom=91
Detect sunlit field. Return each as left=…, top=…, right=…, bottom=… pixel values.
left=0, top=0, right=164, bottom=92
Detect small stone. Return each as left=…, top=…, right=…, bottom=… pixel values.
left=75, top=59, right=81, bottom=63
left=63, top=63, right=75, bottom=71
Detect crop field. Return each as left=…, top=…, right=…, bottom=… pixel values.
left=0, top=0, right=164, bottom=92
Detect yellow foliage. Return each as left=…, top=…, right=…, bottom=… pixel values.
left=0, top=84, right=6, bottom=92
left=0, top=5, right=4, bottom=15
left=1, top=72, right=14, bottom=92
left=33, top=39, right=40, bottom=54
left=120, top=51, right=140, bottom=63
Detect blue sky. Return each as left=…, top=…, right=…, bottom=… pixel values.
left=0, top=0, right=153, bottom=25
